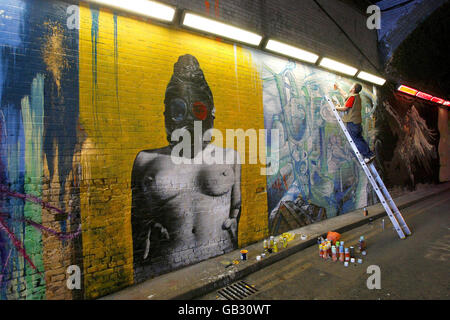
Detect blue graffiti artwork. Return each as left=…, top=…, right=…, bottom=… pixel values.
left=0, top=0, right=80, bottom=299
left=250, top=52, right=378, bottom=229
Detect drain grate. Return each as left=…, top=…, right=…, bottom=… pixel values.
left=217, top=280, right=258, bottom=300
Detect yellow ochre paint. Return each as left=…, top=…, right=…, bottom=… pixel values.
left=79, top=4, right=267, bottom=298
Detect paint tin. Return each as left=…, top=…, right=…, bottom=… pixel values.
left=350, top=258, right=355, bottom=263
left=240, top=250, right=248, bottom=261
left=256, top=255, right=261, bottom=261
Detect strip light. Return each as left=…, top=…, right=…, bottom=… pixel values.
left=398, top=85, right=418, bottom=96
left=398, top=85, right=449, bottom=107
left=416, top=92, right=433, bottom=101
left=265, top=39, right=319, bottom=64
left=357, top=71, right=386, bottom=86
left=431, top=97, right=444, bottom=104
left=87, top=0, right=176, bottom=22
left=319, top=57, right=358, bottom=76
left=182, top=12, right=262, bottom=46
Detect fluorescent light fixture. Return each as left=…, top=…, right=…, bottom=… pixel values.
left=182, top=12, right=262, bottom=46
left=398, top=85, right=418, bottom=96
left=319, top=57, right=358, bottom=76
left=265, top=39, right=319, bottom=64
left=431, top=97, right=444, bottom=104
left=357, top=71, right=386, bottom=86
left=87, top=0, right=176, bottom=22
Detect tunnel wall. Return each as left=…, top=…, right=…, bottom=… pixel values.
left=0, top=0, right=444, bottom=299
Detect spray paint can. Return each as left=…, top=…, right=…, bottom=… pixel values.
left=349, top=246, right=355, bottom=259
left=339, top=244, right=345, bottom=262
left=273, top=240, right=278, bottom=253
left=268, top=236, right=274, bottom=253
left=263, top=239, right=268, bottom=251
left=358, top=236, right=366, bottom=253
left=344, top=247, right=350, bottom=262
left=332, top=246, right=337, bottom=262
left=364, top=207, right=368, bottom=217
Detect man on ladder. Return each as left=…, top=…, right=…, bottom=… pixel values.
left=333, top=82, right=376, bottom=165
left=325, top=85, right=411, bottom=239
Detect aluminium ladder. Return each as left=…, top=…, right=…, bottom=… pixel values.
left=324, top=96, right=411, bottom=239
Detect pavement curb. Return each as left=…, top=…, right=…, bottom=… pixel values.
left=101, top=182, right=450, bottom=300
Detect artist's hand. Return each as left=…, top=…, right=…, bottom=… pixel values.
left=334, top=83, right=339, bottom=90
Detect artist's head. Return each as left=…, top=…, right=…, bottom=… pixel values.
left=164, top=54, right=215, bottom=145
left=351, top=83, right=362, bottom=94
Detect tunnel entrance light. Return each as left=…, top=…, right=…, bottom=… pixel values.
left=87, top=0, right=176, bottom=22
left=265, top=39, right=319, bottom=64
left=319, top=57, right=358, bottom=76
left=356, top=71, right=386, bottom=86
left=182, top=12, right=262, bottom=46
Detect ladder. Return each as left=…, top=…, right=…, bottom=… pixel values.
left=324, top=96, right=411, bottom=239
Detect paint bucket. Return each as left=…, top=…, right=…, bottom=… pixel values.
left=256, top=255, right=261, bottom=261
left=240, top=250, right=248, bottom=261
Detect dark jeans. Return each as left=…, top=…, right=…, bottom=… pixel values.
left=345, top=122, right=374, bottom=158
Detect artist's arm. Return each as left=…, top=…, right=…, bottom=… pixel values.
left=335, top=95, right=355, bottom=112
left=334, top=83, right=348, bottom=99
left=335, top=105, right=349, bottom=112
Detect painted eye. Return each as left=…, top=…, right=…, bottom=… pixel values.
left=192, top=101, right=207, bottom=120
left=170, top=98, right=187, bottom=122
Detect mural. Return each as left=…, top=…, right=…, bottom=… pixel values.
left=131, top=55, right=241, bottom=281
left=0, top=0, right=81, bottom=300
left=249, top=52, right=379, bottom=229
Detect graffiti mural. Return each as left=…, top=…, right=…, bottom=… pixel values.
left=0, top=0, right=81, bottom=300
left=249, top=53, right=379, bottom=227
left=131, top=55, right=241, bottom=281
left=374, top=90, right=440, bottom=189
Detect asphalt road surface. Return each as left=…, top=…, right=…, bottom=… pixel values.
left=199, top=190, right=450, bottom=300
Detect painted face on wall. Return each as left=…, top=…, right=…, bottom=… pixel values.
left=164, top=84, right=215, bottom=141
left=163, top=54, right=215, bottom=145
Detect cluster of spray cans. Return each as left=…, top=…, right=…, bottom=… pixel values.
left=263, top=235, right=288, bottom=254
left=318, top=236, right=367, bottom=267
